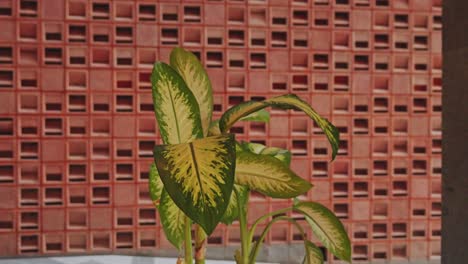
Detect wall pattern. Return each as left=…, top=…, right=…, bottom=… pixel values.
left=0, top=0, right=442, bottom=262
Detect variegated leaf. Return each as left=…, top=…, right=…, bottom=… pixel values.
left=219, top=94, right=339, bottom=160
left=220, top=184, right=249, bottom=224
left=239, top=108, right=270, bottom=123
left=149, top=162, right=164, bottom=208
left=151, top=62, right=203, bottom=144
left=235, top=150, right=312, bottom=198
left=303, top=241, right=324, bottom=264
left=294, top=202, right=351, bottom=262
left=219, top=100, right=266, bottom=133
left=241, top=142, right=292, bottom=166
left=153, top=134, right=236, bottom=234
left=170, top=47, right=213, bottom=137
left=208, top=119, right=221, bottom=136
left=159, top=190, right=185, bottom=250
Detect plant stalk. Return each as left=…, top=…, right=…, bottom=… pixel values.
left=249, top=216, right=291, bottom=264
left=236, top=189, right=250, bottom=264
left=247, top=207, right=293, bottom=243
left=194, top=224, right=207, bottom=264
left=184, top=216, right=193, bottom=264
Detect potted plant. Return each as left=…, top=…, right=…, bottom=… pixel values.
left=148, top=47, right=351, bottom=264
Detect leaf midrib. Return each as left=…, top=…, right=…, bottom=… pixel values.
left=189, top=142, right=206, bottom=207
left=166, top=77, right=182, bottom=143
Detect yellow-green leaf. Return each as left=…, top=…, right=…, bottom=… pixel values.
left=159, top=190, right=185, bottom=250
left=154, top=134, right=236, bottom=234
left=235, top=150, right=312, bottom=198
left=294, top=202, right=351, bottom=262
left=303, top=241, right=324, bottom=264
left=241, top=142, right=291, bottom=166
left=208, top=119, right=221, bottom=136
left=219, top=100, right=266, bottom=133
left=239, top=108, right=270, bottom=123
left=220, top=184, right=249, bottom=224
left=151, top=62, right=203, bottom=144
left=219, top=94, right=339, bottom=160
left=149, top=162, right=164, bottom=208
left=170, top=47, right=213, bottom=137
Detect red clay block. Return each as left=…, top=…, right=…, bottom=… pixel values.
left=2, top=1, right=441, bottom=260
left=0, top=234, right=16, bottom=255
left=42, top=209, right=65, bottom=231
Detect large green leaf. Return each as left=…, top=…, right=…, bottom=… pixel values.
left=159, top=190, right=185, bottom=250
left=240, top=142, right=291, bottom=166
left=294, top=202, right=351, bottom=262
left=170, top=48, right=213, bottom=137
left=219, top=94, right=339, bottom=160
left=235, top=150, right=311, bottom=198
left=220, top=184, right=249, bottom=225
left=154, top=134, right=236, bottom=234
left=149, top=162, right=164, bottom=208
left=151, top=61, right=203, bottom=144
left=303, top=241, right=324, bottom=264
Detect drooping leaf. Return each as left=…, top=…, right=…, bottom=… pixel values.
left=239, top=109, right=270, bottom=123
left=294, top=202, right=351, bottom=262
left=303, top=241, right=324, bottom=264
left=151, top=61, right=203, bottom=144
left=235, top=150, right=312, bottom=198
left=241, top=142, right=292, bottom=166
left=220, top=184, right=249, bottom=224
left=159, top=190, right=185, bottom=250
left=149, top=162, right=164, bottom=208
left=170, top=47, right=213, bottom=136
left=153, top=134, right=236, bottom=234
left=219, top=100, right=266, bottom=132
left=219, top=94, right=339, bottom=160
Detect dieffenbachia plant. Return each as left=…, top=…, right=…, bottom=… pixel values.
left=149, top=47, right=351, bottom=264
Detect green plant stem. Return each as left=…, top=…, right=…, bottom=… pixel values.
left=247, top=207, right=293, bottom=243
left=184, top=216, right=193, bottom=264
left=248, top=216, right=305, bottom=264
left=194, top=224, right=207, bottom=264
left=236, top=189, right=250, bottom=264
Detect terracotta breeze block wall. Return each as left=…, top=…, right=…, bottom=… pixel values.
left=0, top=0, right=442, bottom=262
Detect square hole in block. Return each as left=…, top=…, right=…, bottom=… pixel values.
left=19, top=23, right=37, bottom=40
left=116, top=232, right=133, bottom=249
left=161, top=28, right=178, bottom=45
left=20, top=141, right=38, bottom=159
left=0, top=70, right=13, bottom=88
left=20, top=234, right=39, bottom=253
left=68, top=187, right=86, bottom=205
left=92, top=186, right=110, bottom=204
left=68, top=233, right=87, bottom=251
left=184, top=6, right=200, bottom=22
left=116, top=164, right=133, bottom=181
left=92, top=2, right=109, bottom=20
left=92, top=232, right=111, bottom=250
left=139, top=208, right=156, bottom=226
left=92, top=164, right=110, bottom=182
left=92, top=118, right=110, bottom=135
left=0, top=118, right=13, bottom=135
left=20, top=211, right=38, bottom=230
left=69, top=210, right=87, bottom=228
left=44, top=165, right=63, bottom=182
left=68, top=164, right=86, bottom=182
left=116, top=95, right=133, bottom=112
left=21, top=188, right=38, bottom=206
left=44, top=187, right=63, bottom=206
